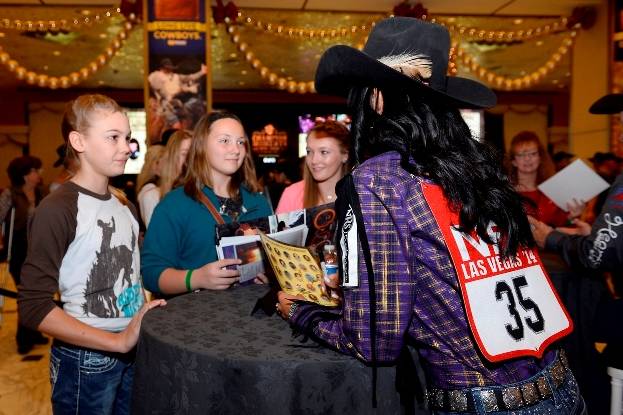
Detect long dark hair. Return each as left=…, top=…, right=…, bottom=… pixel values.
left=347, top=86, right=534, bottom=257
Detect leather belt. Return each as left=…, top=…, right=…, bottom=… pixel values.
left=427, top=351, right=570, bottom=413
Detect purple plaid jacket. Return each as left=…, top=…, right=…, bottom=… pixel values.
left=291, top=151, right=557, bottom=388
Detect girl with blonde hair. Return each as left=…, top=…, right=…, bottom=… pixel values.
left=136, top=144, right=164, bottom=227
left=18, top=94, right=165, bottom=414
left=158, top=129, right=192, bottom=198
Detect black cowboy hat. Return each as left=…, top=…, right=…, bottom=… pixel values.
left=314, top=17, right=496, bottom=109
left=589, top=93, right=623, bottom=114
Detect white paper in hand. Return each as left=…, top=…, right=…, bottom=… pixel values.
left=537, top=159, right=610, bottom=211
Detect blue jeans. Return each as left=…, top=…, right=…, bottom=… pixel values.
left=432, top=360, right=586, bottom=414
left=49, top=343, right=135, bottom=415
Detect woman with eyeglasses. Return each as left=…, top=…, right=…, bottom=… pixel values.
left=507, top=131, right=584, bottom=227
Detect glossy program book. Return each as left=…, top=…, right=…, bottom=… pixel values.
left=260, top=232, right=339, bottom=307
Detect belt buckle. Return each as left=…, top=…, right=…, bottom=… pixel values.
left=448, top=390, right=468, bottom=412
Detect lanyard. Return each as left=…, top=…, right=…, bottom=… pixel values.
left=197, top=192, right=225, bottom=225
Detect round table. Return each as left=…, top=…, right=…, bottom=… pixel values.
left=132, top=285, right=427, bottom=414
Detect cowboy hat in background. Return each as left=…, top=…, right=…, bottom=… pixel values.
left=589, top=93, right=623, bottom=114
left=314, top=16, right=496, bottom=109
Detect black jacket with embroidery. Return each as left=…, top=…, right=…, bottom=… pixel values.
left=545, top=173, right=623, bottom=271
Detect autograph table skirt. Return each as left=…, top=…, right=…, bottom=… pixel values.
left=132, top=285, right=420, bottom=414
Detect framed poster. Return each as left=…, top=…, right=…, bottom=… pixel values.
left=144, top=0, right=210, bottom=144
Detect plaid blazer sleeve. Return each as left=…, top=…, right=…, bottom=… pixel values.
left=292, top=170, right=417, bottom=363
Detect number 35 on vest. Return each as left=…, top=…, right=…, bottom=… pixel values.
left=422, top=183, right=572, bottom=362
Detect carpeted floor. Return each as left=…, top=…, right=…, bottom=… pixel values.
left=0, top=279, right=51, bottom=415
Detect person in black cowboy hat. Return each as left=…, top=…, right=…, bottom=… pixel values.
left=531, top=94, right=623, bottom=414
left=277, top=17, right=584, bottom=414
left=589, top=151, right=622, bottom=183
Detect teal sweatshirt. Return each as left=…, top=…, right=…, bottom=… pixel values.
left=141, top=185, right=272, bottom=293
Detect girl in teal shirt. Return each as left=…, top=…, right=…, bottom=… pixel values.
left=142, top=111, right=272, bottom=295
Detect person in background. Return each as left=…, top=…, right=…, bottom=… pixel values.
left=275, top=120, right=350, bottom=213
left=508, top=131, right=584, bottom=227
left=278, top=17, right=585, bottom=414
left=128, top=138, right=141, bottom=160
left=50, top=144, right=79, bottom=193
left=261, top=162, right=293, bottom=211
left=157, top=127, right=178, bottom=147
left=530, top=92, right=623, bottom=414
left=158, top=129, right=192, bottom=199
left=552, top=150, right=575, bottom=172
left=136, top=129, right=187, bottom=228
left=142, top=111, right=272, bottom=296
left=590, top=151, right=622, bottom=185
left=136, top=144, right=165, bottom=228
left=0, top=155, right=48, bottom=354
left=17, top=94, right=165, bottom=414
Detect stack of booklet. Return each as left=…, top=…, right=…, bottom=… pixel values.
left=215, top=203, right=340, bottom=306
left=538, top=159, right=610, bottom=211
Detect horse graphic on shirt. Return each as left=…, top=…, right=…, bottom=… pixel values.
left=82, top=216, right=136, bottom=318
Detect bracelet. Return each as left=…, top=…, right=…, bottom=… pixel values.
left=185, top=269, right=194, bottom=292
left=287, top=302, right=299, bottom=320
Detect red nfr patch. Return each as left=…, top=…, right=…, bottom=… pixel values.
left=422, top=182, right=572, bottom=362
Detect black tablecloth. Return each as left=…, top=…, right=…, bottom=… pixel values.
left=132, top=285, right=428, bottom=414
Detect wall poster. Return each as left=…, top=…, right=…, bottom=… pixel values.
left=143, top=0, right=210, bottom=144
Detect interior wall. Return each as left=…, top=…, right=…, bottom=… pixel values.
left=0, top=96, right=28, bottom=190
left=495, top=105, right=549, bottom=153
left=28, top=103, right=66, bottom=190
left=569, top=0, right=609, bottom=158
left=0, top=130, right=28, bottom=190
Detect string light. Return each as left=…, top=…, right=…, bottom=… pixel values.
left=226, top=21, right=317, bottom=93
left=0, top=17, right=136, bottom=89
left=234, top=11, right=376, bottom=39
left=434, top=16, right=569, bottom=43
left=0, top=8, right=124, bottom=32
left=457, top=31, right=577, bottom=90
left=0, top=6, right=582, bottom=92
left=448, top=41, right=458, bottom=76
left=235, top=11, right=573, bottom=44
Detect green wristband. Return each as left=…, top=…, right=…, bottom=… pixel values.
left=185, top=269, right=194, bottom=292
